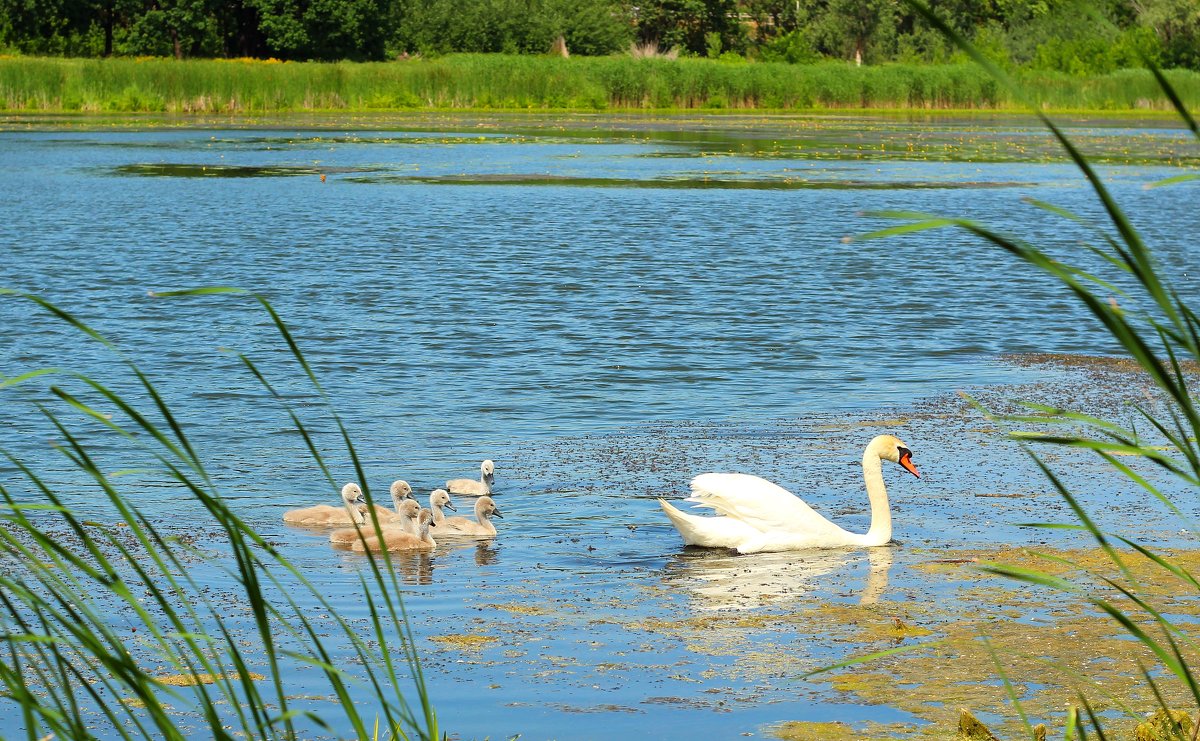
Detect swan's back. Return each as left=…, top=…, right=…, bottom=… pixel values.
left=447, top=459, right=495, bottom=496
left=284, top=504, right=345, bottom=525
left=446, top=478, right=489, bottom=496
left=284, top=483, right=365, bottom=526
left=688, top=473, right=850, bottom=540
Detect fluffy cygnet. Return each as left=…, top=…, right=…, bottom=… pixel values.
left=284, top=483, right=365, bottom=526
left=440, top=496, right=501, bottom=537
left=446, top=459, right=495, bottom=497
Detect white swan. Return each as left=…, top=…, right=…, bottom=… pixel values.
left=441, top=496, right=502, bottom=537
left=429, top=488, right=456, bottom=525
left=331, top=498, right=421, bottom=544
left=352, top=508, right=436, bottom=553
left=283, top=483, right=366, bottom=526
left=659, top=434, right=920, bottom=554
left=446, top=459, right=495, bottom=497
left=369, top=480, right=414, bottom=524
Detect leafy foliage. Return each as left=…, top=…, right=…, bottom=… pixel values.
left=2, top=0, right=1200, bottom=68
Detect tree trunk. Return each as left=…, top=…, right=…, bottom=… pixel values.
left=103, top=2, right=114, bottom=57
left=172, top=27, right=182, bottom=59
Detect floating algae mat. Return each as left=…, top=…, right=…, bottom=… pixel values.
left=760, top=545, right=1200, bottom=739
left=109, top=163, right=383, bottom=178
left=344, top=173, right=1031, bottom=190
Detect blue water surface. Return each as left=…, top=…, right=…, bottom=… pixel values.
left=1, top=114, right=1198, bottom=739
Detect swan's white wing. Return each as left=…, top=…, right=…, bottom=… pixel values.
left=659, top=499, right=761, bottom=549
left=687, top=473, right=849, bottom=540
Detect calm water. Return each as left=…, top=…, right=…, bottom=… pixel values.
left=1, top=114, right=1197, bottom=738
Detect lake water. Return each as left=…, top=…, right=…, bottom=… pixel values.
left=1, top=113, right=1198, bottom=738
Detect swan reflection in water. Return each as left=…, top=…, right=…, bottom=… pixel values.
left=662, top=545, right=894, bottom=611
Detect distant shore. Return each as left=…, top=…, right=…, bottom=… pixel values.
left=2, top=54, right=1199, bottom=116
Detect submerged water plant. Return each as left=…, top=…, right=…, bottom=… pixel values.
left=0, top=288, right=439, bottom=739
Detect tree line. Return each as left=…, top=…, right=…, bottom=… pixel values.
left=1, top=0, right=1197, bottom=71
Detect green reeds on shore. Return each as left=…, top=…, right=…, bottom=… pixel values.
left=1, top=54, right=1199, bottom=114
left=0, top=287, right=439, bottom=740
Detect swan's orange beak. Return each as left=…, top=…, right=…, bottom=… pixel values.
left=899, top=452, right=920, bottom=478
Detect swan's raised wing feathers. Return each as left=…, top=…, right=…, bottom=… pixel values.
left=687, top=473, right=849, bottom=540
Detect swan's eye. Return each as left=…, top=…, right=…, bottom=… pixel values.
left=897, top=446, right=911, bottom=459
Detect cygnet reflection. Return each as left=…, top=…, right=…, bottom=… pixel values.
left=431, top=536, right=501, bottom=566
left=391, top=551, right=434, bottom=585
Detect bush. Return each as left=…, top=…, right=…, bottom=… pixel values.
left=758, top=30, right=820, bottom=65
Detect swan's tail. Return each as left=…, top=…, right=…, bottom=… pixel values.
left=659, top=499, right=700, bottom=544
left=659, top=498, right=754, bottom=549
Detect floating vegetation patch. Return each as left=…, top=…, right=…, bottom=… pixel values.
left=760, top=545, right=1200, bottom=739
left=429, top=634, right=499, bottom=651
left=108, top=163, right=382, bottom=178
left=484, top=602, right=554, bottom=617
left=153, top=671, right=266, bottom=687
left=771, top=720, right=909, bottom=740
left=345, top=173, right=1031, bottom=190
left=1003, top=351, right=1200, bottom=375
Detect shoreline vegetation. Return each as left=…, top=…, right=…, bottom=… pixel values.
left=3, top=55, right=1200, bottom=115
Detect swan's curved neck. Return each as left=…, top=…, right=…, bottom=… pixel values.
left=473, top=506, right=497, bottom=534
left=345, top=500, right=364, bottom=526
left=861, top=449, right=892, bottom=546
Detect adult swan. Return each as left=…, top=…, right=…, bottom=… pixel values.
left=659, top=434, right=920, bottom=554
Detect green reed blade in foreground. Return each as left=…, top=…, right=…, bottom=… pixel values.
left=0, top=290, right=439, bottom=740
left=813, top=2, right=1200, bottom=736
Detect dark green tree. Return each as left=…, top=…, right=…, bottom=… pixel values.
left=125, top=0, right=216, bottom=57
left=546, top=0, right=633, bottom=55
left=241, top=0, right=390, bottom=59
left=808, top=0, right=897, bottom=63
left=396, top=0, right=629, bottom=55
left=633, top=0, right=744, bottom=55
left=1131, top=0, right=1200, bottom=68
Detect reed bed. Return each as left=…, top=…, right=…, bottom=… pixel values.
left=2, top=54, right=1199, bottom=113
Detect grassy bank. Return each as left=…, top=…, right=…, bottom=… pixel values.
left=2, top=54, right=1200, bottom=113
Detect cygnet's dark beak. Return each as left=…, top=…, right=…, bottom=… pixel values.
left=491, top=508, right=503, bottom=519
left=445, top=502, right=457, bottom=512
